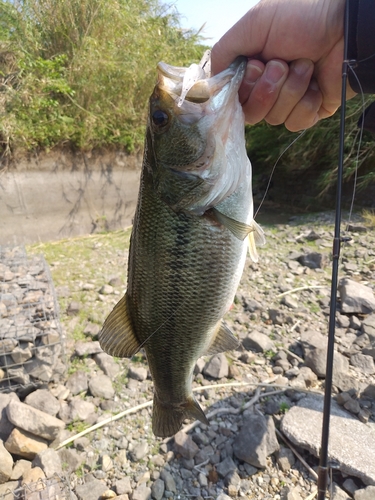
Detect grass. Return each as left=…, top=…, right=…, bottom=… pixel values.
left=362, top=209, right=375, bottom=229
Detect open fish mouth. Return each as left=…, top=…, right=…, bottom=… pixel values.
left=157, top=50, right=247, bottom=109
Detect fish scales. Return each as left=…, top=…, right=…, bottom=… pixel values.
left=99, top=52, right=265, bottom=437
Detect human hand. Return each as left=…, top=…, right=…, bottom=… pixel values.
left=211, top=0, right=356, bottom=131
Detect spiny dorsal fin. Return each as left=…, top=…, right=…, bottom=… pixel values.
left=212, top=208, right=253, bottom=241
left=248, top=220, right=266, bottom=263
left=205, top=321, right=240, bottom=355
left=99, top=294, right=140, bottom=357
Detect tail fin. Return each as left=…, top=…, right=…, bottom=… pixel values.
left=152, top=395, right=209, bottom=438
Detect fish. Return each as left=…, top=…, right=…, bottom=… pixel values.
left=99, top=51, right=265, bottom=438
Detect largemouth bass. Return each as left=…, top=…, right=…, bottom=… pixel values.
left=99, top=52, right=265, bottom=438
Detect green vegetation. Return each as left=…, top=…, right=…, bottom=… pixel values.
left=246, top=95, right=375, bottom=206
left=0, top=0, right=204, bottom=153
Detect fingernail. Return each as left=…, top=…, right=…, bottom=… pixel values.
left=245, top=63, right=263, bottom=84
left=265, top=61, right=285, bottom=84
left=293, top=59, right=312, bottom=76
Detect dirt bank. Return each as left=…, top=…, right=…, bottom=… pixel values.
left=0, top=150, right=142, bottom=245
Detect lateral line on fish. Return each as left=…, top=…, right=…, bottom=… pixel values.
left=254, top=129, right=306, bottom=219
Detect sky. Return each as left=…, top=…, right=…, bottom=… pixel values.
left=169, top=0, right=260, bottom=46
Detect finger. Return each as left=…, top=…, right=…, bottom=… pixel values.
left=238, top=59, right=265, bottom=105
left=241, top=60, right=289, bottom=125
left=265, top=59, right=314, bottom=125
left=284, top=80, right=323, bottom=131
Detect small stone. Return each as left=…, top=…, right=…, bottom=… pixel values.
left=160, top=469, right=176, bottom=493
left=75, top=478, right=109, bottom=500
left=58, top=448, right=84, bottom=474
left=276, top=447, right=295, bottom=472
left=128, top=365, right=148, bottom=381
left=151, top=478, right=164, bottom=500
left=242, top=331, right=276, bottom=353
left=339, top=278, right=375, bottom=314
left=67, top=301, right=80, bottom=315
left=75, top=341, right=103, bottom=356
left=115, top=477, right=132, bottom=495
left=342, top=478, right=358, bottom=496
left=21, top=466, right=45, bottom=485
left=101, top=490, right=117, bottom=499
left=216, top=457, right=237, bottom=478
left=130, top=442, right=149, bottom=462
left=203, top=353, right=229, bottom=379
left=65, top=370, right=88, bottom=396
left=132, top=485, right=152, bottom=500
left=343, top=398, right=361, bottom=414
left=174, top=430, right=199, bottom=459
left=94, top=352, right=120, bottom=378
left=88, top=374, right=115, bottom=399
left=350, top=353, right=375, bottom=374
left=99, top=285, right=114, bottom=295
left=32, top=448, right=62, bottom=477
left=10, top=459, right=32, bottom=480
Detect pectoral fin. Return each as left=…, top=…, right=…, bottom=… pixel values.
left=205, top=321, right=240, bottom=355
left=212, top=208, right=253, bottom=241
left=99, top=294, right=140, bottom=357
left=248, top=220, right=266, bottom=263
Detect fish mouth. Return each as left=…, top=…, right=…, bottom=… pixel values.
left=157, top=52, right=247, bottom=108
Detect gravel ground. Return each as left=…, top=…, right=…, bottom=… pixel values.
left=19, top=210, right=375, bottom=500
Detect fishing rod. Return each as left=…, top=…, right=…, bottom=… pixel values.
left=317, top=0, right=351, bottom=497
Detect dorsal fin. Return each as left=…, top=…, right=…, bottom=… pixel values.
left=99, top=294, right=140, bottom=357
left=205, top=321, right=240, bottom=355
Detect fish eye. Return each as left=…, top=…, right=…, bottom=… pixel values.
left=152, top=109, right=169, bottom=127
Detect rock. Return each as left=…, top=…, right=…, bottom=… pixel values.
left=83, top=322, right=100, bottom=339
left=67, top=301, right=80, bottom=315
left=21, top=466, right=45, bottom=484
left=339, top=278, right=375, bottom=314
left=88, top=374, right=115, bottom=399
left=5, top=428, right=48, bottom=459
left=297, top=252, right=327, bottom=269
left=0, top=393, right=18, bottom=442
left=58, top=448, right=84, bottom=473
left=99, top=284, right=114, bottom=295
left=203, top=353, right=229, bottom=379
left=130, top=442, right=149, bottom=462
left=128, top=365, right=148, bottom=382
left=6, top=400, right=65, bottom=440
left=242, top=332, right=276, bottom=353
left=32, top=448, right=62, bottom=477
left=160, top=469, right=176, bottom=493
left=69, top=398, right=97, bottom=423
left=75, top=341, right=103, bottom=356
left=282, top=486, right=303, bottom=500
left=115, top=477, right=132, bottom=495
left=0, top=440, right=13, bottom=483
left=132, top=485, right=151, bottom=500
left=362, top=314, right=375, bottom=341
left=331, top=482, right=351, bottom=499
left=342, top=478, right=359, bottom=496
left=75, top=478, right=109, bottom=500
left=276, top=447, right=295, bottom=472
left=216, top=457, right=237, bottom=478
left=94, top=352, right=120, bottom=378
left=24, top=389, right=60, bottom=416
left=354, top=486, right=375, bottom=500
left=174, top=431, right=199, bottom=459
left=350, top=353, right=375, bottom=374
left=66, top=370, right=88, bottom=395
left=281, top=394, right=375, bottom=485
left=151, top=478, right=165, bottom=500
left=10, top=459, right=32, bottom=480
left=233, top=413, right=279, bottom=468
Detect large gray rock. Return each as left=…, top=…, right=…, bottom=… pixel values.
left=339, top=278, right=375, bottom=314
left=24, top=389, right=60, bottom=416
left=233, top=413, right=279, bottom=468
left=203, top=353, right=229, bottom=379
left=0, top=393, right=18, bottom=442
left=298, top=252, right=328, bottom=269
left=32, top=448, right=62, bottom=477
left=94, top=352, right=120, bottom=378
left=6, top=400, right=65, bottom=441
left=350, top=353, right=375, bottom=374
left=354, top=486, right=375, bottom=500
left=4, top=428, right=48, bottom=460
left=88, top=374, right=115, bottom=399
left=242, top=331, right=276, bottom=353
left=66, top=370, right=88, bottom=395
left=281, top=394, right=375, bottom=485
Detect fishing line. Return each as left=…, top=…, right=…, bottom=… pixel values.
left=254, top=129, right=306, bottom=218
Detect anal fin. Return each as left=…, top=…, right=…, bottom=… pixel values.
left=205, top=321, right=240, bottom=355
left=99, top=293, right=140, bottom=357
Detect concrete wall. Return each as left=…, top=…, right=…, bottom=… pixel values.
left=0, top=150, right=141, bottom=245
